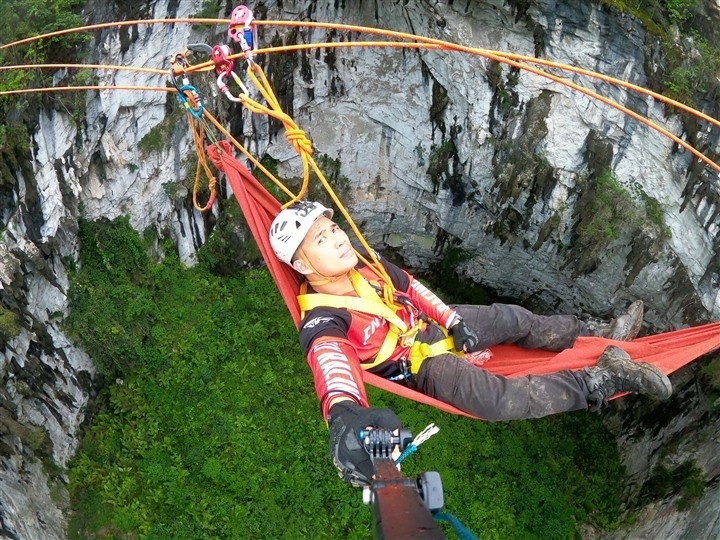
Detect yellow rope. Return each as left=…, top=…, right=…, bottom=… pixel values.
left=176, top=53, right=398, bottom=296
left=237, top=62, right=398, bottom=291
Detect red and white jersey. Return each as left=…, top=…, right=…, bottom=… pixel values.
left=298, top=252, right=458, bottom=418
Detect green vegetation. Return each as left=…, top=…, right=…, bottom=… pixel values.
left=427, top=140, right=457, bottom=187
left=25, top=425, right=50, bottom=454
left=193, top=0, right=222, bottom=19
left=639, top=460, right=706, bottom=511
left=664, top=37, right=720, bottom=103
left=486, top=61, right=521, bottom=118
left=0, top=0, right=89, bottom=186
left=0, top=306, right=22, bottom=343
left=576, top=168, right=641, bottom=247
left=602, top=0, right=720, bottom=106
left=572, top=167, right=673, bottom=275
left=0, top=0, right=87, bottom=68
left=66, top=217, right=625, bottom=538
left=427, top=125, right=466, bottom=206
left=699, top=352, right=720, bottom=390
left=676, top=461, right=706, bottom=511
left=428, top=244, right=491, bottom=306
left=198, top=198, right=263, bottom=276
left=138, top=108, right=183, bottom=158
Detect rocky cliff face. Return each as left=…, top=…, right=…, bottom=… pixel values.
left=1, top=0, right=718, bottom=538
left=601, top=366, right=720, bottom=540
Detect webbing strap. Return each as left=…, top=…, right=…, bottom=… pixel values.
left=298, top=270, right=428, bottom=369
left=297, top=278, right=406, bottom=331
left=348, top=270, right=408, bottom=331
left=409, top=336, right=458, bottom=374
left=298, top=290, right=403, bottom=369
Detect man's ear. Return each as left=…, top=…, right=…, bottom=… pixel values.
left=292, top=258, right=313, bottom=275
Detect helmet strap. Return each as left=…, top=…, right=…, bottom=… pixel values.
left=307, top=275, right=344, bottom=286
left=296, top=247, right=345, bottom=286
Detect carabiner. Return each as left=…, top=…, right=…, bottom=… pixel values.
left=177, top=84, right=204, bottom=119
left=216, top=71, right=248, bottom=103
left=169, top=51, right=191, bottom=90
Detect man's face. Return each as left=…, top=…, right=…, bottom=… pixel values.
left=293, top=216, right=358, bottom=277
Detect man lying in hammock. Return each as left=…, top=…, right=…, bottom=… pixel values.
left=269, top=200, right=673, bottom=487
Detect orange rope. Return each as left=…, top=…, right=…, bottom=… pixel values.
left=243, top=24, right=720, bottom=174
left=496, top=53, right=720, bottom=130
left=5, top=43, right=718, bottom=166
left=0, top=63, right=167, bottom=75
left=0, top=85, right=175, bottom=96
left=180, top=91, right=218, bottom=212
left=191, top=121, right=218, bottom=212
left=2, top=15, right=717, bottom=172
left=243, top=64, right=313, bottom=205
left=200, top=108, right=296, bottom=199
left=240, top=40, right=720, bottom=132
left=3, top=15, right=717, bottom=133
left=0, top=18, right=228, bottom=51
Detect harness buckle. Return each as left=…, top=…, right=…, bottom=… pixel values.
left=398, top=357, right=417, bottom=389
left=399, top=332, right=417, bottom=348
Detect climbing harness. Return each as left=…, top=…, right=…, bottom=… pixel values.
left=1, top=8, right=719, bottom=417
left=298, top=268, right=460, bottom=374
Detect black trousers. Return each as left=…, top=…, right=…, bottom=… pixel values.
left=415, top=304, right=590, bottom=421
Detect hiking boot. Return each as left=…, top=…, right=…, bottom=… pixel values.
left=585, top=300, right=644, bottom=341
left=584, top=345, right=672, bottom=412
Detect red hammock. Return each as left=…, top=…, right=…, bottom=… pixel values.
left=207, top=142, right=720, bottom=418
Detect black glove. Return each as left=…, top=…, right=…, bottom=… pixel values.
left=450, top=318, right=482, bottom=353
left=327, top=401, right=403, bottom=487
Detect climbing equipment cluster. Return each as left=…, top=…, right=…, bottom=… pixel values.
left=2, top=5, right=719, bottom=415
left=3, top=9, right=720, bottom=539
left=167, top=5, right=468, bottom=373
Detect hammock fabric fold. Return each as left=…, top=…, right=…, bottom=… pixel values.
left=207, top=142, right=720, bottom=418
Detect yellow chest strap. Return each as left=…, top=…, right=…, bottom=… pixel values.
left=298, top=270, right=462, bottom=373
left=298, top=270, right=423, bottom=369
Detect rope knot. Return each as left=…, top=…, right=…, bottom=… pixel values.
left=285, top=127, right=313, bottom=156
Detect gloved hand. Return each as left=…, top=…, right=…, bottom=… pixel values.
left=327, top=400, right=403, bottom=487
left=450, top=318, right=482, bottom=353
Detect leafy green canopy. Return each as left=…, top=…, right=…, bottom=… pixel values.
left=0, top=0, right=87, bottom=101
left=0, top=0, right=88, bottom=183
left=66, top=217, right=624, bottom=539
left=604, top=0, right=720, bottom=105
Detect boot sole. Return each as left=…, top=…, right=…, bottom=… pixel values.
left=625, top=300, right=644, bottom=340
left=597, top=345, right=672, bottom=400
left=610, top=300, right=644, bottom=341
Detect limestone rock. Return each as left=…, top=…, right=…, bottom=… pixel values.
left=1, top=0, right=719, bottom=538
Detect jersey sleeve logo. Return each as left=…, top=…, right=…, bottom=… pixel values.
left=304, top=316, right=334, bottom=329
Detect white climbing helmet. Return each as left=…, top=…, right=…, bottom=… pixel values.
left=269, top=200, right=334, bottom=265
